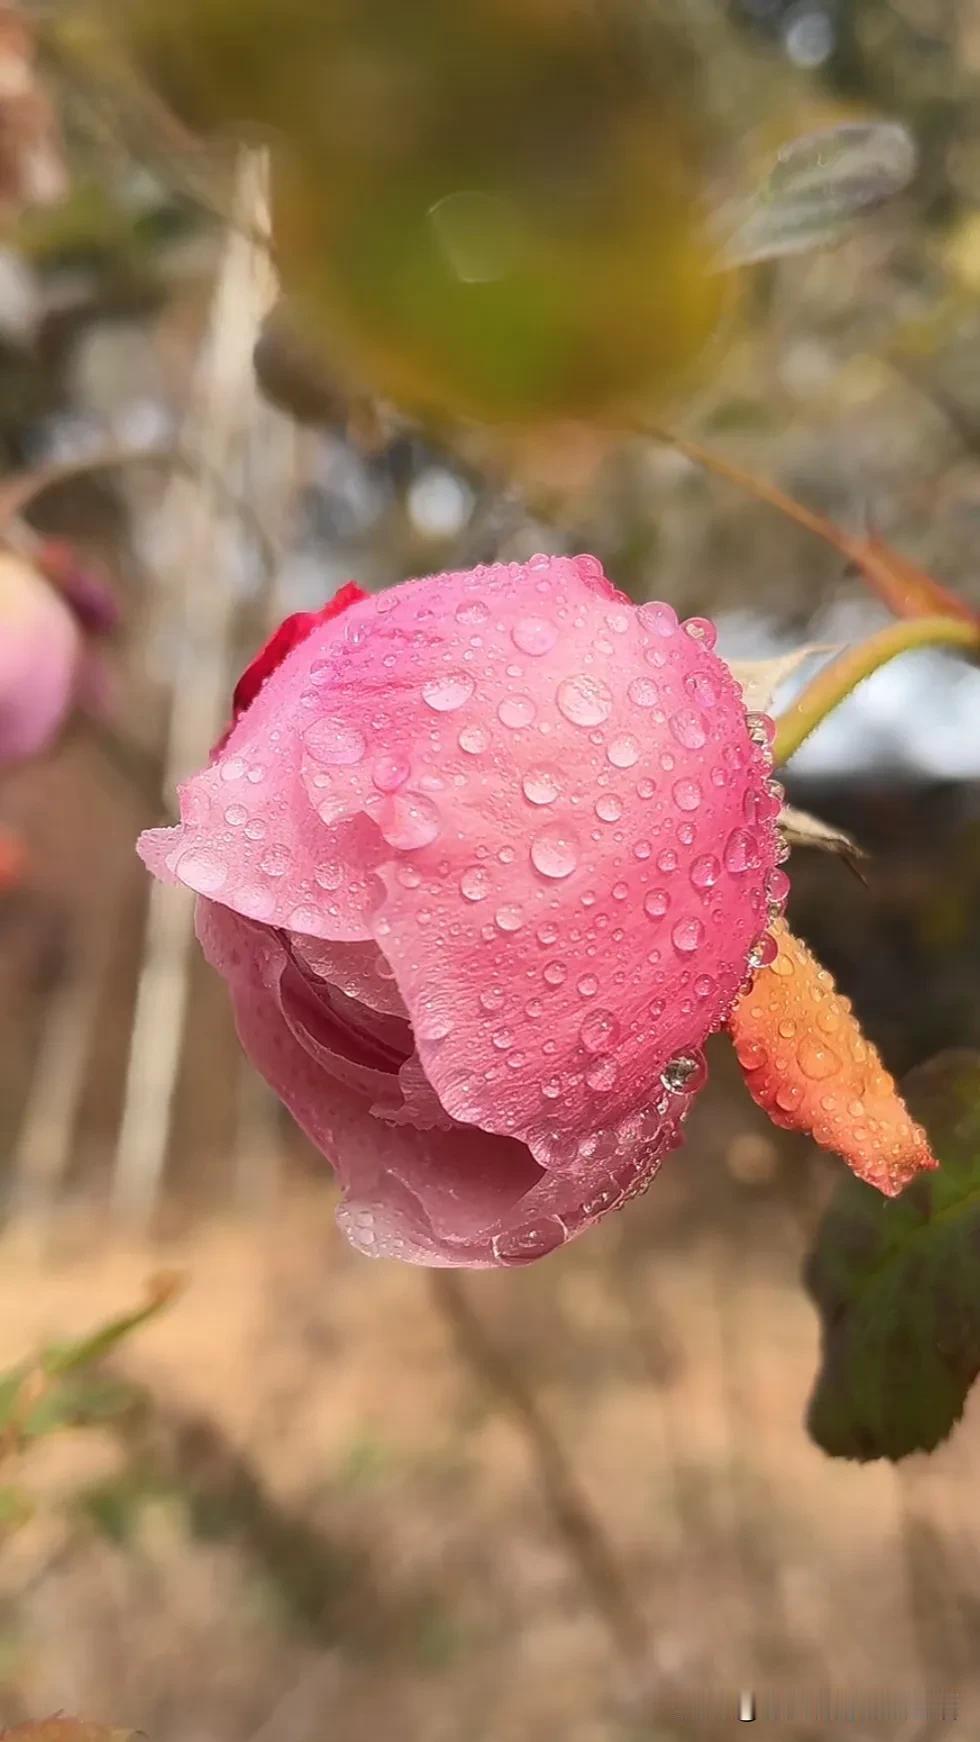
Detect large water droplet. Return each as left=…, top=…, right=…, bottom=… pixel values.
left=628, top=676, right=659, bottom=709
left=595, top=795, right=622, bottom=824
left=557, top=674, right=613, bottom=727
left=642, top=602, right=678, bottom=638
left=456, top=599, right=489, bottom=626
left=522, top=767, right=561, bottom=806
left=480, top=985, right=505, bottom=1012
left=498, top=694, right=536, bottom=729
left=656, top=847, right=678, bottom=874
left=458, top=724, right=488, bottom=755
left=644, top=889, right=670, bottom=920
left=512, top=616, right=558, bottom=656
left=260, top=844, right=292, bottom=878
left=670, top=708, right=708, bottom=750
left=661, top=1051, right=707, bottom=1094
left=530, top=828, right=579, bottom=880
left=577, top=973, right=599, bottom=998
left=607, top=733, right=640, bottom=769
left=377, top=793, right=441, bottom=850
left=224, top=804, right=247, bottom=826
left=495, top=904, right=524, bottom=932
left=724, top=828, right=760, bottom=874
left=219, top=757, right=246, bottom=783
left=585, top=1056, right=618, bottom=1092
left=543, top=960, right=567, bottom=986
left=422, top=672, right=475, bottom=712
left=685, top=671, right=718, bottom=709
left=580, top=1008, right=620, bottom=1053
left=671, top=916, right=705, bottom=954
left=672, top=778, right=703, bottom=813
left=690, top=853, right=720, bottom=891
left=460, top=866, right=491, bottom=902
left=372, top=751, right=410, bottom=792
left=682, top=617, right=717, bottom=648
left=176, top=849, right=228, bottom=895
left=304, top=717, right=367, bottom=766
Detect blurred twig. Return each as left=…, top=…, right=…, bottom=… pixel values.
left=429, top=1270, right=646, bottom=1666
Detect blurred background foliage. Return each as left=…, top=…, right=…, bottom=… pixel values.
left=2, top=2, right=980, bottom=1737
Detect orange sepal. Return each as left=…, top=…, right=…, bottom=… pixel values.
left=728, top=920, right=937, bottom=1196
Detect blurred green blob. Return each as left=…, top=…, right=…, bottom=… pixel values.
left=805, top=1049, right=980, bottom=1461
left=88, top=0, right=737, bottom=425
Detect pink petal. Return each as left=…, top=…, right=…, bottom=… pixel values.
left=200, top=898, right=682, bottom=1265
left=138, top=589, right=389, bottom=940
left=0, top=553, right=80, bottom=765
left=281, top=557, right=780, bottom=1171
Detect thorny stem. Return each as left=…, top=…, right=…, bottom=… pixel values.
left=773, top=614, right=980, bottom=763
left=429, top=1271, right=647, bottom=1667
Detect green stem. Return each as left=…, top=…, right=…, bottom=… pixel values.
left=773, top=615, right=980, bottom=763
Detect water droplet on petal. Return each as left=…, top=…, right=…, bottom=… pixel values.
left=683, top=616, right=717, bottom=648
left=530, top=828, right=579, bottom=880
left=670, top=708, right=708, bottom=750
left=176, top=849, right=228, bottom=895
left=557, top=674, right=613, bottom=727
left=586, top=1056, right=618, bottom=1092
left=628, top=676, right=659, bottom=708
left=577, top=974, right=599, bottom=998
left=498, top=694, right=536, bottom=728
left=372, top=751, right=411, bottom=792
left=690, top=853, right=720, bottom=890
left=512, top=616, right=558, bottom=656
left=224, top=804, right=248, bottom=826
left=260, top=844, right=292, bottom=878
left=685, top=671, right=718, bottom=709
left=671, top=916, right=705, bottom=954
left=304, top=717, right=367, bottom=766
left=220, top=757, right=246, bottom=783
left=656, top=847, right=678, bottom=874
left=422, top=672, right=475, bottom=712
left=672, top=778, right=702, bottom=813
left=522, top=767, right=561, bottom=806
left=456, top=599, right=489, bottom=626
left=580, top=1008, right=620, bottom=1053
left=492, top=1218, right=568, bottom=1265
left=642, top=602, right=678, bottom=638
left=377, top=793, right=441, bottom=850
left=480, top=985, right=505, bottom=1012
left=543, top=960, right=567, bottom=986
left=607, top=733, right=640, bottom=769
left=458, top=724, right=489, bottom=754
left=460, top=866, right=491, bottom=902
left=644, top=889, right=670, bottom=920
left=724, top=828, right=760, bottom=874
left=595, top=795, right=622, bottom=824
left=495, top=904, right=524, bottom=933
left=661, top=1050, right=707, bottom=1094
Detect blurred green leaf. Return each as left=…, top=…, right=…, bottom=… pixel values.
left=726, top=122, right=916, bottom=266
left=805, top=1050, right=980, bottom=1460
left=41, top=1272, right=182, bottom=1377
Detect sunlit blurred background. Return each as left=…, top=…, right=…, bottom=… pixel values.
left=2, top=1, right=980, bottom=1736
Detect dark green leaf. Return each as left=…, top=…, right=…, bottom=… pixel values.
left=805, top=1050, right=980, bottom=1460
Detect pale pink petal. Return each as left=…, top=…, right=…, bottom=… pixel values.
left=0, top=553, right=80, bottom=765
left=288, top=931, right=408, bottom=1018
left=276, top=557, right=780, bottom=1172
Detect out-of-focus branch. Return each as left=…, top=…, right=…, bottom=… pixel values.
left=429, top=1270, right=646, bottom=1666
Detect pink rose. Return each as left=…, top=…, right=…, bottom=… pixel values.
left=139, top=555, right=935, bottom=1265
